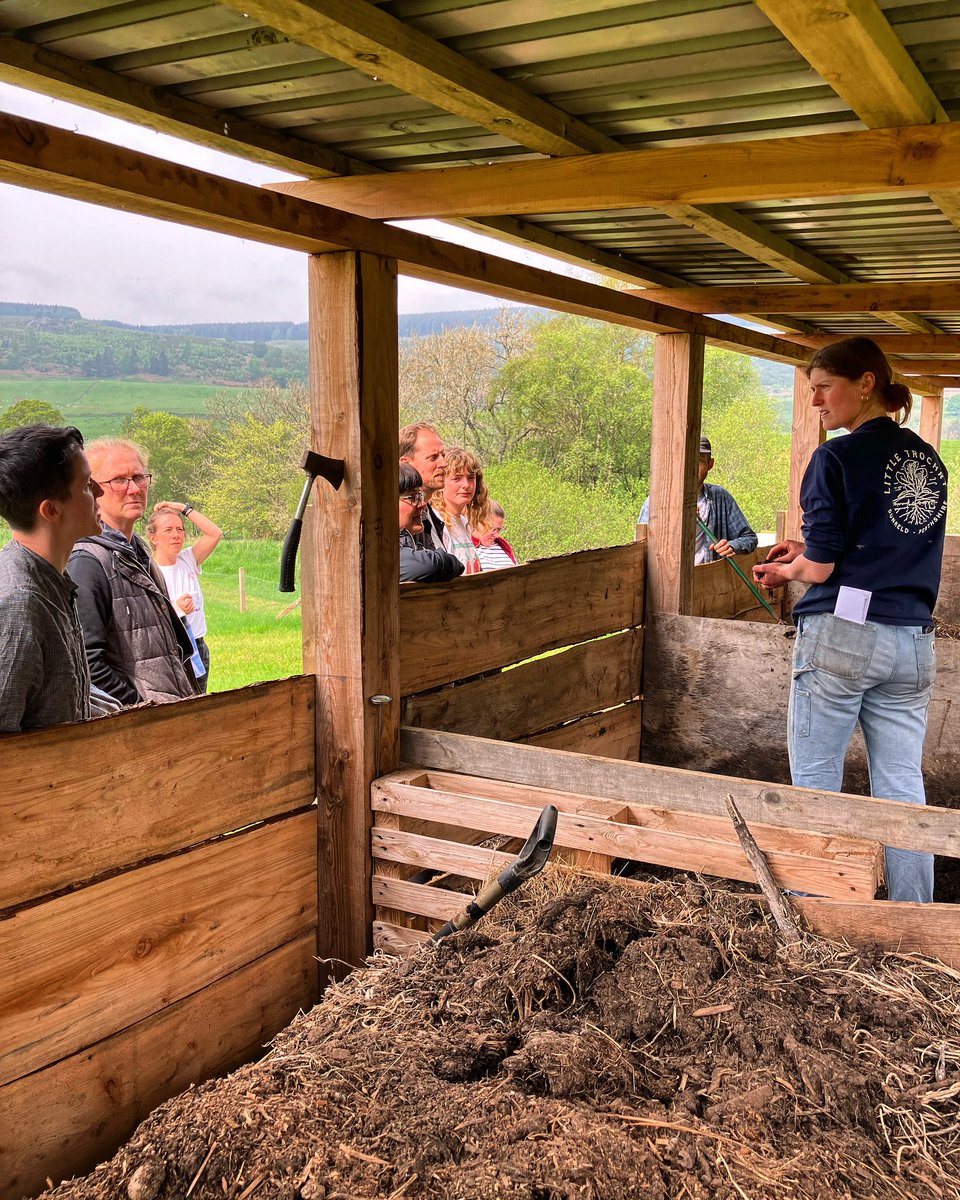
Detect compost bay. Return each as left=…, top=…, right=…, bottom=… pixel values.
left=46, top=876, right=960, bottom=1200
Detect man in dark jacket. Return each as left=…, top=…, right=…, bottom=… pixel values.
left=399, top=464, right=463, bottom=583
left=67, top=438, right=197, bottom=705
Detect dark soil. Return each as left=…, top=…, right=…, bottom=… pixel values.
left=44, top=875, right=960, bottom=1200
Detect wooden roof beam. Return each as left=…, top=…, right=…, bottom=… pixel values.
left=270, top=122, right=960, bottom=218
left=632, top=281, right=960, bottom=316
left=0, top=33, right=689, bottom=292
left=0, top=112, right=811, bottom=367
left=753, top=0, right=958, bottom=315
left=219, top=1, right=870, bottom=308
left=216, top=0, right=618, bottom=158
left=0, top=33, right=371, bottom=180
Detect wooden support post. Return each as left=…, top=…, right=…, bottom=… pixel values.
left=238, top=566, right=246, bottom=613
left=646, top=332, right=704, bottom=615
left=302, top=251, right=400, bottom=972
left=920, top=393, right=944, bottom=451
left=785, top=365, right=824, bottom=542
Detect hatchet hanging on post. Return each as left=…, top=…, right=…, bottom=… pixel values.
left=279, top=448, right=346, bottom=592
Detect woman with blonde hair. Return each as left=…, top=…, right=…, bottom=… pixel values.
left=433, top=446, right=489, bottom=574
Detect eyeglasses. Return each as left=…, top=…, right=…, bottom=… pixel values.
left=400, top=491, right=426, bottom=505
left=96, top=473, right=153, bottom=493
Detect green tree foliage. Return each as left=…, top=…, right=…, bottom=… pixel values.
left=0, top=397, right=65, bottom=431
left=196, top=413, right=303, bottom=539
left=493, top=317, right=654, bottom=497
left=484, top=458, right=639, bottom=560
left=195, top=384, right=310, bottom=537
left=120, top=407, right=205, bottom=504
left=701, top=349, right=790, bottom=533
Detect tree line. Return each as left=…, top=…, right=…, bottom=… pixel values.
left=1, top=309, right=794, bottom=559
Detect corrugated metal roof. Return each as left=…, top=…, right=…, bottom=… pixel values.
left=2, top=0, right=960, bottom=339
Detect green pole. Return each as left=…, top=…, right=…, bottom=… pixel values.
left=696, top=517, right=784, bottom=624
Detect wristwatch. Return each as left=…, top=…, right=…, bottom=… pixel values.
left=182, top=504, right=194, bottom=517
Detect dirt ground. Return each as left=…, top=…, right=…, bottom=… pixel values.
left=44, top=874, right=960, bottom=1200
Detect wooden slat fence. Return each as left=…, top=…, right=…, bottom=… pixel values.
left=0, top=678, right=319, bottom=1200
left=386, top=728, right=960, bottom=969
left=399, top=542, right=646, bottom=758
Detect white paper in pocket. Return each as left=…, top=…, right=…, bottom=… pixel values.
left=834, top=585, right=872, bottom=625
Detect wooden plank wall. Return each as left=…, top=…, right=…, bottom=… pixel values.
left=0, top=679, right=319, bottom=1200
left=399, top=542, right=645, bottom=759
left=935, top=535, right=960, bottom=624
left=641, top=613, right=960, bottom=804
left=691, top=547, right=782, bottom=622
left=396, top=728, right=960, bottom=969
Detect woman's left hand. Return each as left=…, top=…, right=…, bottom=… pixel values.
left=154, top=500, right=189, bottom=515
left=711, top=539, right=735, bottom=559
left=177, top=593, right=195, bottom=614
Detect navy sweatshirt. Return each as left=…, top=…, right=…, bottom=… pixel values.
left=794, top=417, right=947, bottom=625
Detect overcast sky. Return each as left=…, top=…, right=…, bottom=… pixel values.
left=0, top=82, right=577, bottom=326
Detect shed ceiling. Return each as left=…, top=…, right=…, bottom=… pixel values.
left=2, top=0, right=960, bottom=362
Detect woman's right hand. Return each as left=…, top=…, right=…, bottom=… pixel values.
left=177, top=593, right=195, bottom=614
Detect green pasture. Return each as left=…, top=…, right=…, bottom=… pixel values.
left=199, top=539, right=302, bottom=692
left=0, top=378, right=250, bottom=440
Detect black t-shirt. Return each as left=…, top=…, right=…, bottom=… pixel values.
left=794, top=417, right=947, bottom=625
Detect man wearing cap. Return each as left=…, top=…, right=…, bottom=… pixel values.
left=638, top=436, right=757, bottom=563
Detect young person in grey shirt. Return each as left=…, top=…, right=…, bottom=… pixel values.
left=0, top=424, right=113, bottom=733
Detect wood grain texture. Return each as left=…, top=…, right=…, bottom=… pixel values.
left=637, top=280, right=960, bottom=316
left=222, top=0, right=617, bottom=157
left=402, top=629, right=642, bottom=741
left=795, top=897, right=960, bottom=970
left=646, top=333, right=703, bottom=616
left=920, top=393, right=944, bottom=451
left=399, top=543, right=645, bottom=694
left=0, top=811, right=317, bottom=1087
left=400, top=725, right=960, bottom=858
left=0, top=677, right=316, bottom=910
left=0, top=933, right=317, bottom=1200
left=268, top=122, right=960, bottom=219
left=303, top=251, right=400, bottom=970
left=641, top=613, right=960, bottom=810
left=934, top=536, right=960, bottom=622
left=373, top=921, right=430, bottom=955
left=786, top=364, right=824, bottom=542
left=520, top=702, right=642, bottom=761
left=0, top=115, right=811, bottom=367
left=371, top=776, right=881, bottom=898
left=692, top=549, right=781, bottom=622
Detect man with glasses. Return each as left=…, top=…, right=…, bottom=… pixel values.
left=67, top=438, right=198, bottom=705
left=399, top=464, right=463, bottom=583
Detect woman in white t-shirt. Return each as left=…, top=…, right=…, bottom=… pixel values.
left=147, top=501, right=223, bottom=692
left=433, top=447, right=489, bottom=574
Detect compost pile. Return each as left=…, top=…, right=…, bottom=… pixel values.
left=47, top=875, right=960, bottom=1200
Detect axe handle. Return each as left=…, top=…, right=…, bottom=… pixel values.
left=279, top=473, right=316, bottom=593
left=279, top=517, right=303, bottom=593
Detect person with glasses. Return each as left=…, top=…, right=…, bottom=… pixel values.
left=66, top=438, right=199, bottom=706
left=399, top=464, right=463, bottom=583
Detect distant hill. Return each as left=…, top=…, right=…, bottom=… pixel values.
left=0, top=303, right=541, bottom=387
left=98, top=307, right=541, bottom=342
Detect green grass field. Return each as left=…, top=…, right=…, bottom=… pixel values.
left=199, top=540, right=302, bottom=691
left=0, top=378, right=252, bottom=440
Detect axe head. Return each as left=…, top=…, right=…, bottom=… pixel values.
left=301, top=448, right=345, bottom=490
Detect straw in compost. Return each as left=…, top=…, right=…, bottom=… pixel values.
left=44, top=873, right=960, bottom=1200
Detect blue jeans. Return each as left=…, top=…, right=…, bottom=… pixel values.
left=789, top=613, right=936, bottom=903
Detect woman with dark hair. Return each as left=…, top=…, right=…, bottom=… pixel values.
left=399, top=464, right=463, bottom=583
left=755, top=336, right=948, bottom=902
